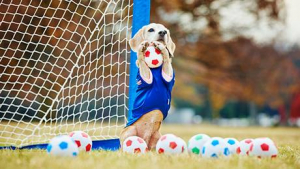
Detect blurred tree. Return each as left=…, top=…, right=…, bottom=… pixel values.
left=151, top=0, right=300, bottom=123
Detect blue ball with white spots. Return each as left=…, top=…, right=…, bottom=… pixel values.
left=202, top=137, right=231, bottom=158
left=224, top=138, right=240, bottom=155
left=47, top=135, right=79, bottom=157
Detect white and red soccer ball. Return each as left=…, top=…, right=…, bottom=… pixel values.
left=177, top=136, right=188, bottom=154
left=144, top=45, right=163, bottom=68
left=249, top=138, right=278, bottom=158
left=122, top=136, right=148, bottom=154
left=156, top=134, right=186, bottom=155
left=188, top=134, right=210, bottom=155
left=47, top=135, right=79, bottom=157
left=69, top=131, right=92, bottom=152
left=202, top=137, right=231, bottom=158
left=224, top=138, right=240, bottom=155
left=237, top=138, right=253, bottom=155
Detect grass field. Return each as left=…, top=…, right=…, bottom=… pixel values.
left=0, top=124, right=299, bottom=169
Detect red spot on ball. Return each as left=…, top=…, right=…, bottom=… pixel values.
left=160, top=136, right=167, bottom=141
left=271, top=155, right=277, bottom=158
left=250, top=144, right=254, bottom=152
left=155, top=48, right=161, bottom=54
left=69, top=132, right=75, bottom=137
left=245, top=140, right=252, bottom=144
left=145, top=51, right=150, bottom=57
left=182, top=146, right=184, bottom=152
left=158, top=148, right=164, bottom=154
left=134, top=148, right=141, bottom=153
left=169, top=142, right=177, bottom=149
left=261, top=143, right=269, bottom=151
left=86, top=144, right=91, bottom=151
left=236, top=147, right=241, bottom=154
left=246, top=151, right=250, bottom=155
left=81, top=132, right=88, bottom=138
left=152, top=59, right=159, bottom=65
left=75, top=140, right=81, bottom=147
left=126, top=140, right=132, bottom=147
left=137, top=138, right=144, bottom=144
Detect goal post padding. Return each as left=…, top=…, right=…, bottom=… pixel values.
left=128, top=0, right=151, bottom=123
left=0, top=139, right=120, bottom=151
left=0, top=0, right=150, bottom=150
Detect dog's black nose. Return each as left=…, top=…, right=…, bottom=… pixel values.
left=158, top=31, right=166, bottom=37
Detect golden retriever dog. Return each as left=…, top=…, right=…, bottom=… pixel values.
left=120, top=23, right=176, bottom=150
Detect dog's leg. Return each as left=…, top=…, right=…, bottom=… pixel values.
left=148, top=129, right=162, bottom=150
left=119, top=125, right=137, bottom=150
left=137, top=41, right=153, bottom=82
left=152, top=41, right=173, bottom=79
left=141, top=124, right=153, bottom=147
left=133, top=110, right=163, bottom=150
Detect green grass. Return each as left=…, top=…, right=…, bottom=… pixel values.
left=1, top=124, right=300, bottom=169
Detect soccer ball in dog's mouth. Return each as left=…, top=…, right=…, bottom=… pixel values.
left=144, top=45, right=163, bottom=68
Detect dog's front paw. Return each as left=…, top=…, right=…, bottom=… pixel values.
left=152, top=41, right=165, bottom=51
left=152, top=41, right=169, bottom=60
left=138, top=41, right=150, bottom=53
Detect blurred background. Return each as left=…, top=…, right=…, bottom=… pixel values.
left=1, top=0, right=300, bottom=128
left=152, top=0, right=300, bottom=127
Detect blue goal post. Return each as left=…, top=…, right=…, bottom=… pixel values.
left=128, top=0, right=151, bottom=120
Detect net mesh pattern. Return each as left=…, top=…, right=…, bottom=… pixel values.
left=0, top=0, right=132, bottom=146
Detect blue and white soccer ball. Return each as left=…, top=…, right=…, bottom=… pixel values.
left=188, top=134, right=210, bottom=155
left=202, top=137, right=231, bottom=158
left=47, top=135, right=79, bottom=157
left=224, top=138, right=240, bottom=155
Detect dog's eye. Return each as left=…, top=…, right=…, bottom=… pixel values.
left=164, top=30, right=167, bottom=34
left=148, top=28, right=154, bottom=32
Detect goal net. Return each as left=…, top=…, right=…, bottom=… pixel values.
left=0, top=0, right=133, bottom=148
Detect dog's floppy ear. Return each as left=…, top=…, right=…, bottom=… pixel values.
left=166, top=32, right=176, bottom=57
left=129, top=26, right=146, bottom=52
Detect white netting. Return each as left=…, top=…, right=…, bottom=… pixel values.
left=0, top=0, right=132, bottom=147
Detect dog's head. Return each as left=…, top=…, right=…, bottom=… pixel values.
left=129, top=23, right=176, bottom=57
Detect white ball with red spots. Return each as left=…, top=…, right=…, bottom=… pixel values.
left=122, top=136, right=148, bottom=154
left=236, top=138, right=253, bottom=155
left=69, top=131, right=92, bottom=152
left=249, top=138, right=278, bottom=158
left=177, top=136, right=188, bottom=154
left=144, top=45, right=163, bottom=68
left=156, top=134, right=184, bottom=155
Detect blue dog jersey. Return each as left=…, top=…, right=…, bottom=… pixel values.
left=126, top=66, right=175, bottom=127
